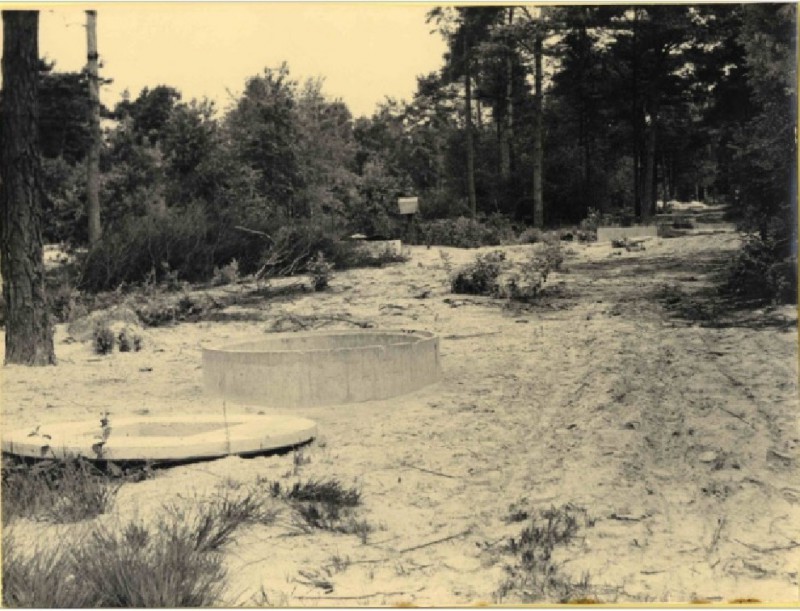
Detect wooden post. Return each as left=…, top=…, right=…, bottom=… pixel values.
left=86, top=10, right=102, bottom=246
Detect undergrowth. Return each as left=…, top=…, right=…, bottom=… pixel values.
left=1, top=485, right=281, bottom=607
left=1, top=457, right=121, bottom=524
left=450, top=241, right=565, bottom=301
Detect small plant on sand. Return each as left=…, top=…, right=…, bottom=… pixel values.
left=306, top=251, right=334, bottom=291
left=498, top=242, right=564, bottom=302
left=92, top=322, right=115, bottom=354
left=165, top=488, right=280, bottom=553
left=212, top=259, right=240, bottom=286
left=117, top=327, right=143, bottom=352
left=496, top=504, right=594, bottom=604
left=270, top=478, right=370, bottom=538
left=1, top=456, right=120, bottom=524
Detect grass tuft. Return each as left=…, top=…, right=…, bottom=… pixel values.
left=1, top=457, right=120, bottom=524
left=496, top=504, right=594, bottom=604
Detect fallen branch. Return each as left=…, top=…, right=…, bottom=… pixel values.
left=401, top=461, right=460, bottom=479
left=716, top=405, right=755, bottom=430
left=397, top=528, right=472, bottom=554
left=295, top=591, right=410, bottom=601
left=443, top=331, right=501, bottom=340
left=234, top=225, right=274, bottom=243
left=269, top=313, right=374, bottom=332
left=734, top=538, right=800, bottom=553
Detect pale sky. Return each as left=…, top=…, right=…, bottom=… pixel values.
left=29, top=3, right=448, bottom=118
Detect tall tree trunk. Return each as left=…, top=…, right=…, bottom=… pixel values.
left=631, top=9, right=642, bottom=219
left=532, top=27, right=544, bottom=228
left=464, top=41, right=477, bottom=217
left=85, top=10, right=102, bottom=246
left=641, top=100, right=658, bottom=222
left=1, top=10, right=56, bottom=366
left=499, top=7, right=514, bottom=183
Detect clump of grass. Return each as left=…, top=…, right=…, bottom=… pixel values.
left=70, top=518, right=226, bottom=607
left=2, top=530, right=96, bottom=607
left=496, top=504, right=594, bottom=604
left=165, top=488, right=279, bottom=553
left=269, top=479, right=371, bottom=539
left=282, top=479, right=361, bottom=507
left=2, top=486, right=274, bottom=607
left=1, top=457, right=120, bottom=524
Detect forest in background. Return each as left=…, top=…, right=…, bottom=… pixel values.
left=9, top=3, right=798, bottom=301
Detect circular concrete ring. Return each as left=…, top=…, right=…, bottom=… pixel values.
left=203, top=330, right=441, bottom=407
left=2, top=414, right=317, bottom=462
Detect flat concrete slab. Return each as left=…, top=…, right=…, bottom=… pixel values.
left=203, top=330, right=441, bottom=407
left=2, top=414, right=317, bottom=462
left=357, top=239, right=403, bottom=257
left=597, top=225, right=659, bottom=242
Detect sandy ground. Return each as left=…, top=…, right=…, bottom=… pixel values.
left=2, top=228, right=798, bottom=605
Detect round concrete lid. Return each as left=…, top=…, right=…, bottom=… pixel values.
left=2, top=414, right=317, bottom=462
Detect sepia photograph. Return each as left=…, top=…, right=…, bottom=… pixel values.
left=0, top=1, right=797, bottom=606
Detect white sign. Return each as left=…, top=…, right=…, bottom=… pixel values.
left=398, top=197, right=419, bottom=215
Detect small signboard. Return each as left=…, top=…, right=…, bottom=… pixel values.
left=397, top=197, right=419, bottom=215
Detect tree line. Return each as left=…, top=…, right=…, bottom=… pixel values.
left=0, top=5, right=796, bottom=364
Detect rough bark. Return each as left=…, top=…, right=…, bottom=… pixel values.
left=1, top=10, right=56, bottom=365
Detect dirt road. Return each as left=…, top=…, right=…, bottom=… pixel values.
left=2, top=230, right=797, bottom=604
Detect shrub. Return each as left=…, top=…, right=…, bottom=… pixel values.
left=517, top=227, right=544, bottom=244
left=578, top=208, right=604, bottom=234
left=452, top=243, right=564, bottom=302
left=92, top=323, right=115, bottom=355
left=451, top=251, right=508, bottom=295
left=418, top=215, right=516, bottom=248
left=79, top=205, right=216, bottom=292
left=725, top=228, right=797, bottom=304
left=117, top=327, right=143, bottom=352
left=130, top=291, right=223, bottom=327
left=211, top=259, right=240, bottom=286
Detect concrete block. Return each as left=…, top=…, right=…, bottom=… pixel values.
left=203, top=330, right=441, bottom=407
left=596, top=225, right=658, bottom=242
